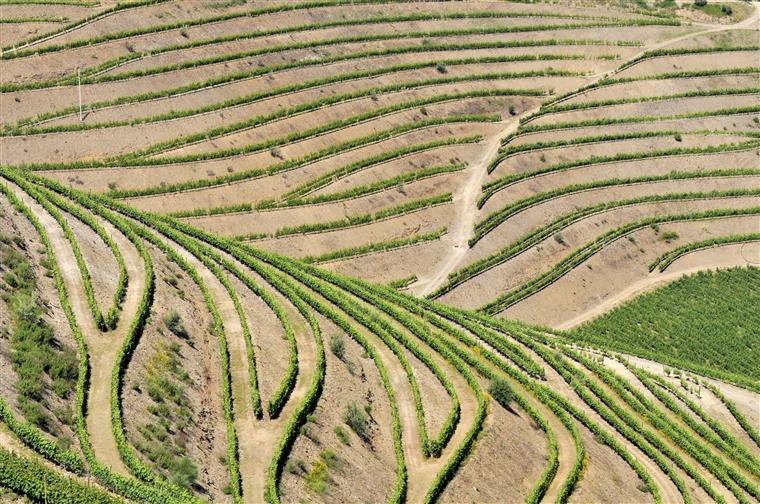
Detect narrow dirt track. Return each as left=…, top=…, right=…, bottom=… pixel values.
left=411, top=120, right=519, bottom=297
left=515, top=335, right=683, bottom=504
left=11, top=183, right=145, bottom=477
left=417, top=1, right=760, bottom=301
left=556, top=242, right=760, bottom=330
left=169, top=241, right=318, bottom=502
left=533, top=393, right=576, bottom=504
left=407, top=347, right=479, bottom=503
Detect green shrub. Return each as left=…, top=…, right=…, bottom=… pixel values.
left=163, top=310, right=189, bottom=339
left=659, top=231, right=679, bottom=243
left=489, top=378, right=515, bottom=409
left=305, top=458, right=329, bottom=495
left=330, top=334, right=345, bottom=361
left=169, top=456, right=198, bottom=490
left=343, top=402, right=369, bottom=441
left=334, top=426, right=349, bottom=445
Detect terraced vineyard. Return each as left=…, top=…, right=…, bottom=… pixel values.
left=0, top=0, right=758, bottom=503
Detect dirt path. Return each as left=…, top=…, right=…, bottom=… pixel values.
left=416, top=1, right=759, bottom=301
left=411, top=120, right=519, bottom=297
left=168, top=241, right=318, bottom=502
left=11, top=182, right=143, bottom=477
left=576, top=2, right=760, bottom=92
left=556, top=242, right=760, bottom=330
left=409, top=350, right=479, bottom=503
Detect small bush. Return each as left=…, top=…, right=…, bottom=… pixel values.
left=694, top=0, right=707, bottom=6
left=435, top=63, right=447, bottom=74
left=659, top=231, right=679, bottom=243
left=334, top=425, right=349, bottom=445
left=330, top=334, right=345, bottom=361
left=286, top=458, right=307, bottom=475
left=169, top=456, right=198, bottom=490
left=489, top=378, right=515, bottom=409
left=674, top=133, right=682, bottom=142
left=163, top=310, right=188, bottom=339
left=343, top=402, right=369, bottom=440
left=306, top=458, right=329, bottom=495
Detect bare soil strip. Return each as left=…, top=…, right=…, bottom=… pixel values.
left=11, top=183, right=145, bottom=477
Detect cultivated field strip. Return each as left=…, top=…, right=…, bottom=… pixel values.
left=1, top=166, right=760, bottom=501
left=1, top=1, right=759, bottom=503
left=433, top=33, right=760, bottom=330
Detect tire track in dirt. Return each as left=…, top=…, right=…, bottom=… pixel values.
left=11, top=182, right=145, bottom=477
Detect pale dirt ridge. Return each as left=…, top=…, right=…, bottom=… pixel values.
left=9, top=181, right=145, bottom=477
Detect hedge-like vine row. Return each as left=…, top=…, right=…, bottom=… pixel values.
left=278, top=163, right=464, bottom=209
left=649, top=233, right=760, bottom=272
left=249, top=248, right=463, bottom=459
left=274, top=193, right=452, bottom=237
left=480, top=139, right=760, bottom=206
left=629, top=367, right=760, bottom=478
left=0, top=399, right=84, bottom=474
left=704, top=383, right=760, bottom=449
left=531, top=87, right=760, bottom=119
left=190, top=235, right=403, bottom=501
left=24, top=177, right=209, bottom=501
left=570, top=350, right=759, bottom=503
left=0, top=0, right=167, bottom=53
left=518, top=98, right=760, bottom=134
left=433, top=186, right=760, bottom=299
left=116, top=87, right=528, bottom=164
left=302, top=228, right=446, bottom=264
left=282, top=139, right=474, bottom=200
left=83, top=32, right=614, bottom=87
left=280, top=142, right=472, bottom=204
left=101, top=116, right=494, bottom=200
left=480, top=204, right=760, bottom=314
left=34, top=185, right=128, bottom=329
left=475, top=167, right=760, bottom=240
left=615, top=45, right=760, bottom=72
left=0, top=446, right=119, bottom=504
left=17, top=180, right=114, bottom=332
left=2, top=5, right=672, bottom=61
left=12, top=61, right=553, bottom=134
left=0, top=172, right=190, bottom=503
left=0, top=0, right=386, bottom=57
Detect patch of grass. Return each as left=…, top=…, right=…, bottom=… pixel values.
left=306, top=458, right=329, bottom=495
left=569, top=267, right=760, bottom=385
left=659, top=231, right=679, bottom=243
left=163, top=310, right=189, bottom=340
left=334, top=426, right=349, bottom=445
left=1, top=240, right=77, bottom=430
left=330, top=334, right=345, bottom=361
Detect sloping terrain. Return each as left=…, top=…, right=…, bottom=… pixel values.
left=0, top=1, right=758, bottom=503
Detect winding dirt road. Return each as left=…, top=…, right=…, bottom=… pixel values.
left=169, top=240, right=319, bottom=502
left=11, top=182, right=145, bottom=477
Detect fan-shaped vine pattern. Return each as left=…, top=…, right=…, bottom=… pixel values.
left=0, top=1, right=758, bottom=503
